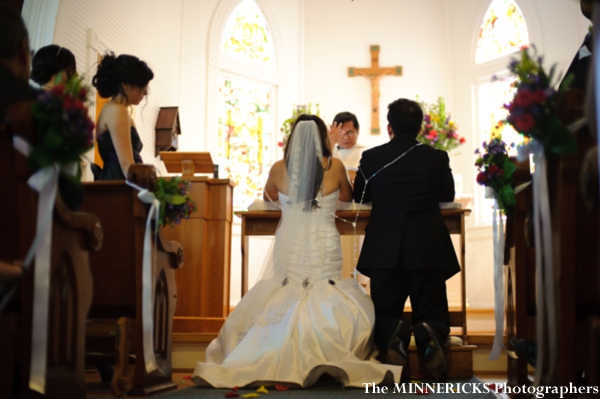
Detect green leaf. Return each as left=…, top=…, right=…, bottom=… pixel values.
left=499, top=185, right=517, bottom=207
left=559, top=73, right=575, bottom=91
left=164, top=194, right=186, bottom=205
left=502, top=158, right=517, bottom=179
left=546, top=122, right=578, bottom=155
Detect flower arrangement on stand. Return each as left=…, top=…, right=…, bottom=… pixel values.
left=417, top=97, right=466, bottom=153
left=474, top=132, right=517, bottom=216
left=279, top=103, right=320, bottom=148
left=504, top=46, right=577, bottom=156
left=154, top=176, right=198, bottom=228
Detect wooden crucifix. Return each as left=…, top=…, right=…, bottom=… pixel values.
left=348, top=45, right=403, bottom=134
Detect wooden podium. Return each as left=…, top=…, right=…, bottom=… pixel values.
left=159, top=152, right=234, bottom=339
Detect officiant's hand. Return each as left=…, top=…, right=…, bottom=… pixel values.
left=329, top=121, right=343, bottom=148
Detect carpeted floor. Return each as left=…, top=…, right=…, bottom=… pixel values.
left=156, top=376, right=504, bottom=398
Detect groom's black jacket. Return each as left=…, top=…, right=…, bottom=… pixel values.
left=353, top=134, right=460, bottom=279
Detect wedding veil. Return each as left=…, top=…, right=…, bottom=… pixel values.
left=256, top=119, right=325, bottom=281
left=284, top=120, right=324, bottom=209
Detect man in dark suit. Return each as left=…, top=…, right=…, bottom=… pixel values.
left=0, top=5, right=37, bottom=120
left=561, top=0, right=594, bottom=91
left=353, top=98, right=459, bottom=380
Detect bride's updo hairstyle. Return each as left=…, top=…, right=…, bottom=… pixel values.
left=92, top=52, right=154, bottom=102
left=31, top=44, right=76, bottom=85
left=284, top=114, right=332, bottom=210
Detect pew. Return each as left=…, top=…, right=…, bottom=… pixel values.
left=543, top=89, right=600, bottom=390
left=503, top=158, right=536, bottom=394
left=0, top=102, right=102, bottom=399
left=80, top=164, right=184, bottom=396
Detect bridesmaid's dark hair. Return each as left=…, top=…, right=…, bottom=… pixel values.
left=284, top=114, right=332, bottom=210
left=92, top=52, right=154, bottom=102
left=31, top=44, right=76, bottom=85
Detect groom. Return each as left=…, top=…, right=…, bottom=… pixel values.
left=353, top=98, right=460, bottom=380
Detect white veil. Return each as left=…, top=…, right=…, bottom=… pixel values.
left=229, top=120, right=327, bottom=342
left=257, top=120, right=324, bottom=281
left=284, top=120, right=324, bottom=208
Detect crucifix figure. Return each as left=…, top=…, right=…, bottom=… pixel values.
left=348, top=45, right=403, bottom=134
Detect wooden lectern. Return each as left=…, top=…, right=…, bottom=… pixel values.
left=159, top=152, right=234, bottom=339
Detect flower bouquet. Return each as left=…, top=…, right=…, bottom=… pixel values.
left=417, top=97, right=466, bottom=153
left=154, top=177, right=198, bottom=228
left=279, top=103, right=320, bottom=148
left=29, top=75, right=95, bottom=210
left=30, top=76, right=95, bottom=176
left=505, top=46, right=577, bottom=156
left=475, top=133, right=517, bottom=216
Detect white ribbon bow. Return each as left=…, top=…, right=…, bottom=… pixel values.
left=488, top=189, right=505, bottom=361
left=125, top=181, right=161, bottom=374
left=12, top=136, right=72, bottom=394
left=527, top=140, right=557, bottom=386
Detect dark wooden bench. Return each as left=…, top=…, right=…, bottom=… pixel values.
left=0, top=102, right=102, bottom=399
left=80, top=165, right=184, bottom=396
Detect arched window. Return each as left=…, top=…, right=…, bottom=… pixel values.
left=473, top=0, right=530, bottom=224
left=221, top=0, right=273, bottom=65
left=476, top=0, right=529, bottom=64
left=217, top=0, right=276, bottom=211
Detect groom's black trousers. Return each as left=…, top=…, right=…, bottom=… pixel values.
left=369, top=267, right=450, bottom=351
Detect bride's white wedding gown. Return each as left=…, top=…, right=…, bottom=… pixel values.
left=192, top=190, right=402, bottom=388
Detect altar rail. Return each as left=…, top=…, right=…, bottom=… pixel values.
left=235, top=208, right=471, bottom=343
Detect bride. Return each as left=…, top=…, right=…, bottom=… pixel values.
left=192, top=114, right=402, bottom=388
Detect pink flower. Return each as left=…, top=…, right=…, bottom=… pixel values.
left=428, top=130, right=438, bottom=138
left=515, top=114, right=536, bottom=133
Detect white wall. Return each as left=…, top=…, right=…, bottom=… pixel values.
left=303, top=0, right=454, bottom=150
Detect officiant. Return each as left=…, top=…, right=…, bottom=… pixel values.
left=329, top=112, right=366, bottom=183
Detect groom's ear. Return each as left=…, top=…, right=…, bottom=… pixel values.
left=387, top=124, right=394, bottom=139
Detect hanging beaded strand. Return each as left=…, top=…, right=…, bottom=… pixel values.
left=335, top=142, right=422, bottom=287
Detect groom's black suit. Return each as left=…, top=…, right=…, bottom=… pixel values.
left=353, top=134, right=460, bottom=351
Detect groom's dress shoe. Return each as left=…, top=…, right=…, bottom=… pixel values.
left=414, top=322, right=447, bottom=381
left=383, top=319, right=411, bottom=366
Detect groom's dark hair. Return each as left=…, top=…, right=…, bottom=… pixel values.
left=387, top=98, right=423, bottom=138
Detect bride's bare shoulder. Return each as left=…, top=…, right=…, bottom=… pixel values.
left=269, top=159, right=285, bottom=172
left=329, top=157, right=347, bottom=171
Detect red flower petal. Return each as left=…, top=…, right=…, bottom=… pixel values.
left=275, top=384, right=290, bottom=391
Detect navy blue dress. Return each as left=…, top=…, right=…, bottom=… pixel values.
left=94, top=126, right=144, bottom=181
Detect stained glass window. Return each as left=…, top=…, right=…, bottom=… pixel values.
left=217, top=77, right=273, bottom=211
left=222, top=0, right=273, bottom=64
left=476, top=0, right=529, bottom=64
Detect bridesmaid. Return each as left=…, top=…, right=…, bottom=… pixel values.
left=91, top=52, right=153, bottom=180
left=31, top=44, right=76, bottom=89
